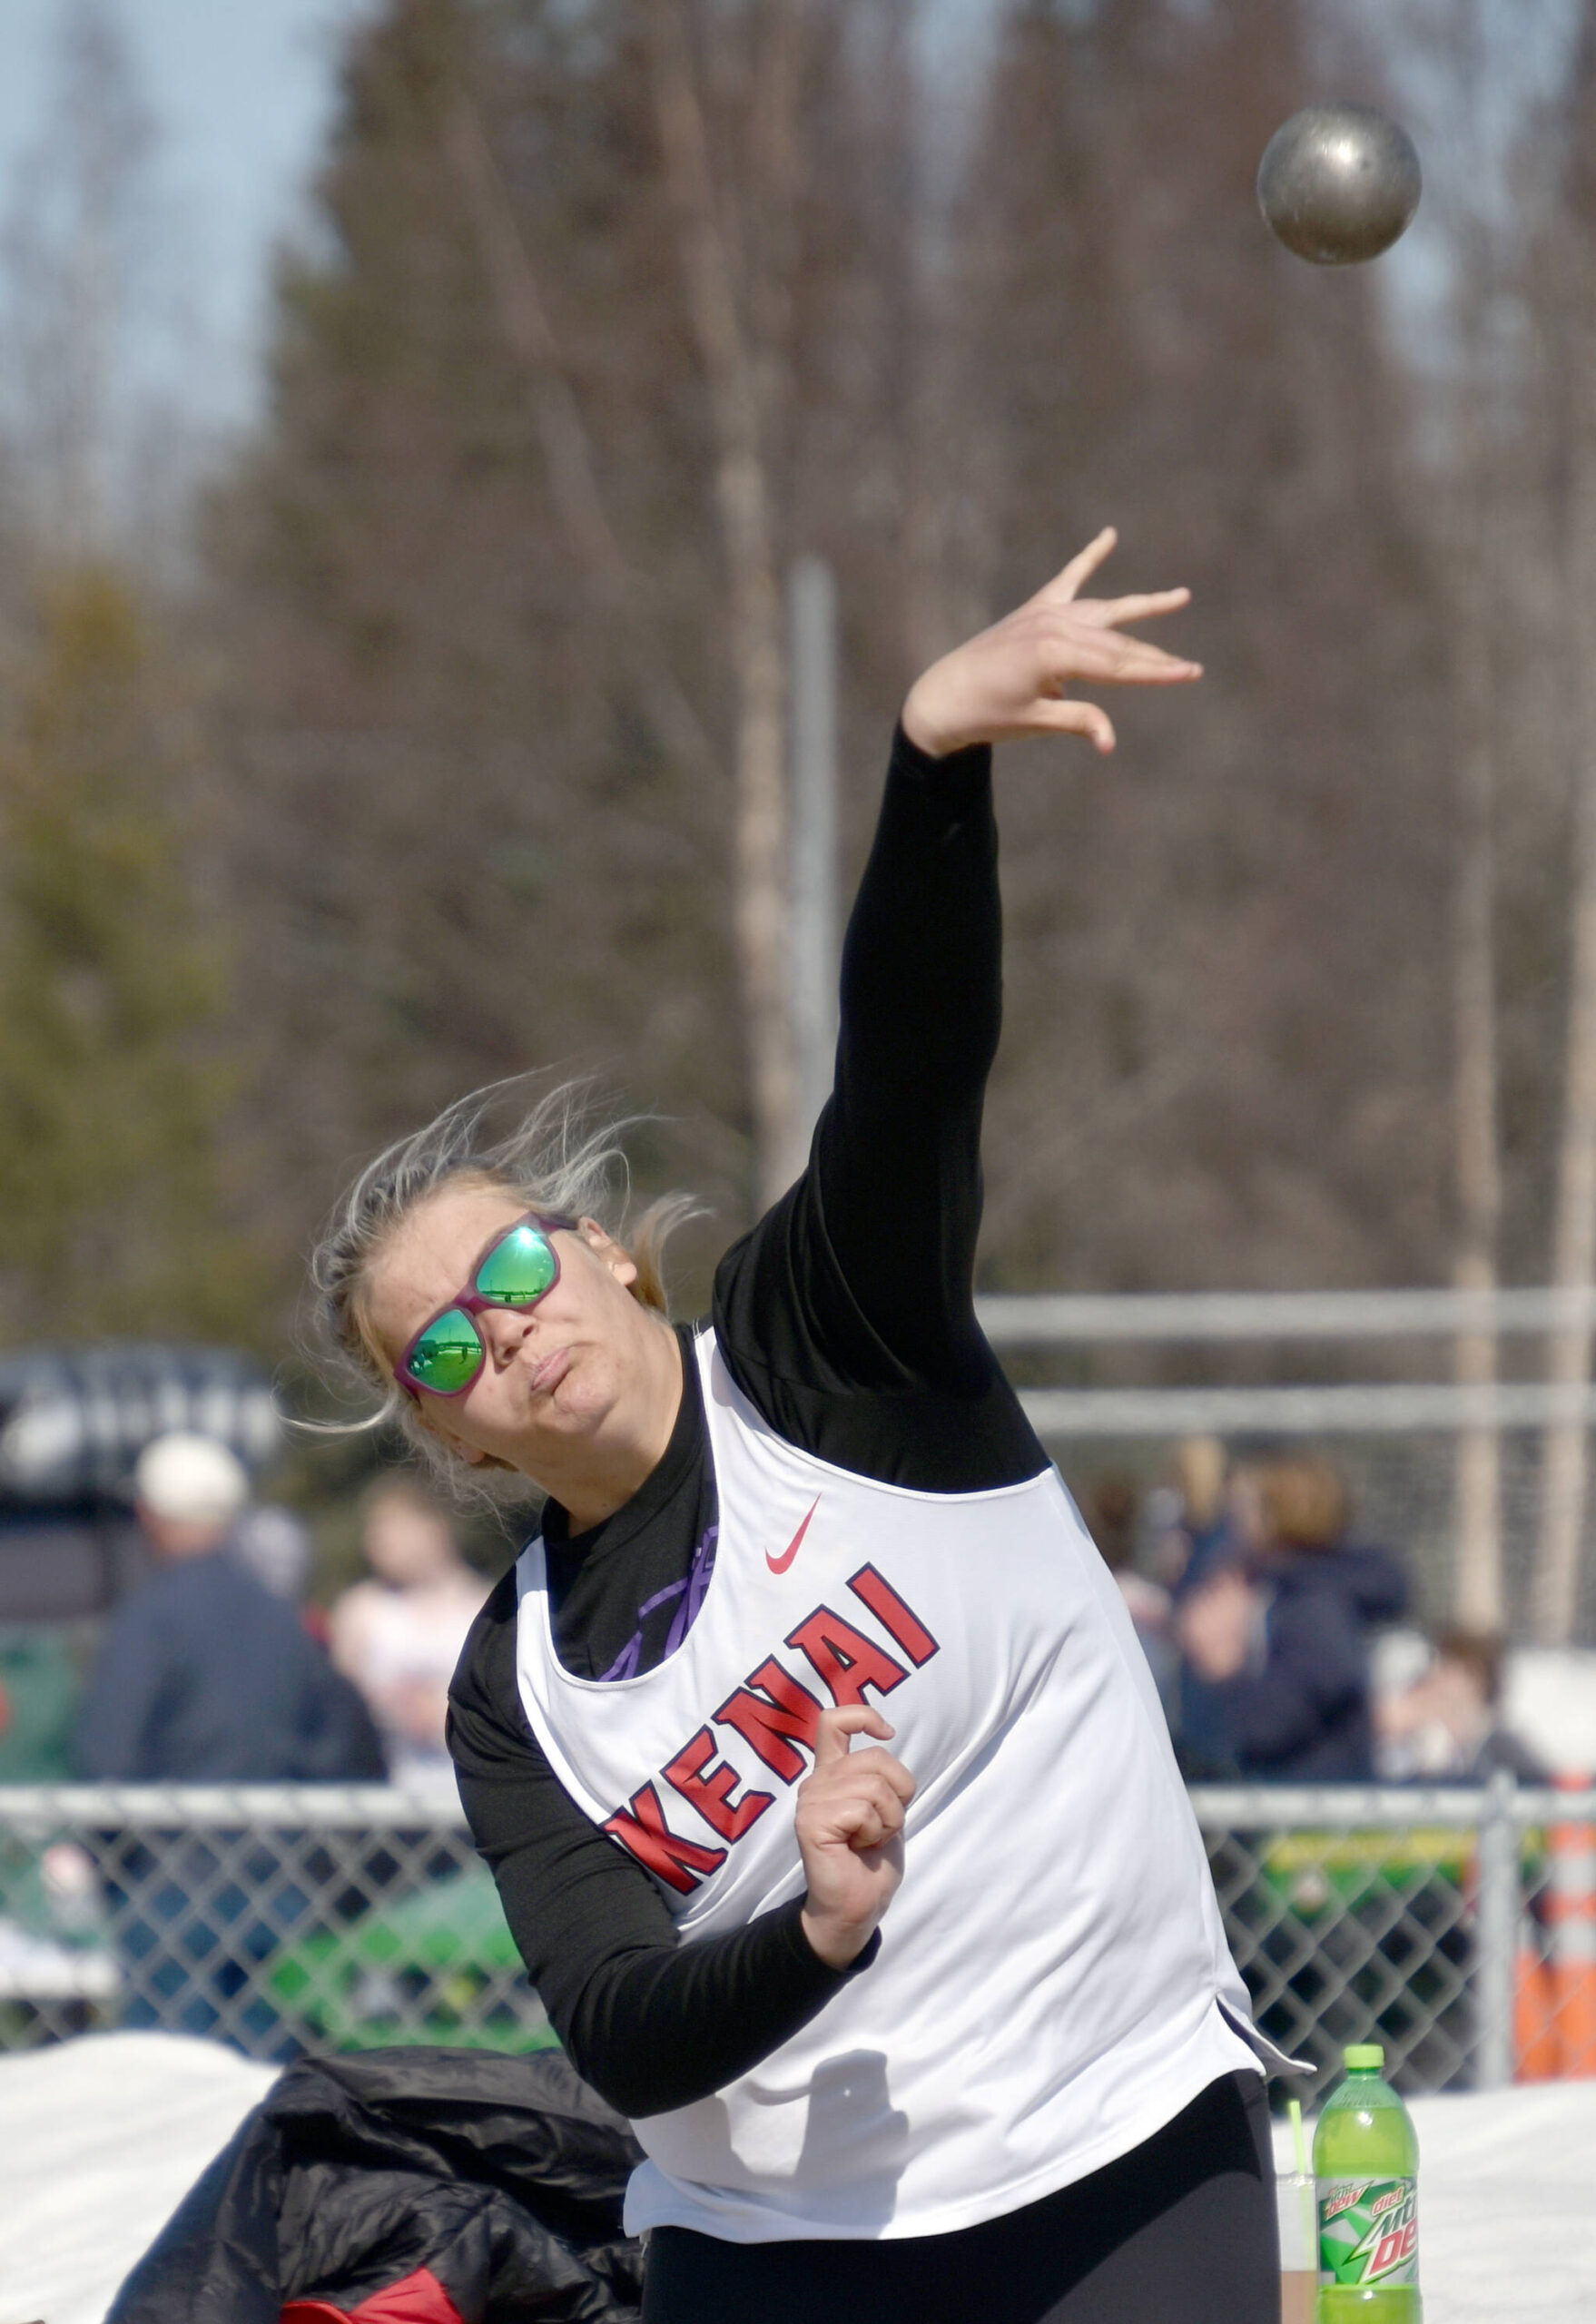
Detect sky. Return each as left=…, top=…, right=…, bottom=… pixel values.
left=0, top=0, right=375, bottom=430
left=0, top=0, right=990, bottom=443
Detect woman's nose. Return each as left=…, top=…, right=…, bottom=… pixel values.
left=478, top=1305, right=536, bottom=1362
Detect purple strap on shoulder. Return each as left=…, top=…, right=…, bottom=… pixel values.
left=596, top=1523, right=719, bottom=1683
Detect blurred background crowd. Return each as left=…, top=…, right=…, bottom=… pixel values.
left=0, top=1415, right=1550, bottom=1800
left=0, top=1433, right=491, bottom=1796
left=1087, top=1440, right=1549, bottom=1787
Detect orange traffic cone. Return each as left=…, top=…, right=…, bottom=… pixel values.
left=1546, top=1770, right=1596, bottom=2077
left=1515, top=1924, right=1560, bottom=2082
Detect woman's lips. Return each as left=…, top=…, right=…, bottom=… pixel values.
left=527, top=1345, right=573, bottom=1395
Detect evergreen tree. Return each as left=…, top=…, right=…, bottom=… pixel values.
left=0, top=567, right=266, bottom=1342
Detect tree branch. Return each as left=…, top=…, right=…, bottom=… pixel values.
left=440, top=92, right=714, bottom=783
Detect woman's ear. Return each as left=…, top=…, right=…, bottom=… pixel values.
left=576, top=1216, right=638, bottom=1290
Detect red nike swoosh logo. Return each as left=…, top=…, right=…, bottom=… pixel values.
left=766, top=1496, right=820, bottom=1575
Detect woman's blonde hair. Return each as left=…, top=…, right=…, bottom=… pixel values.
left=307, top=1075, right=695, bottom=1492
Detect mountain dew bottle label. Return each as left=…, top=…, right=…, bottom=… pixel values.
left=1318, top=2177, right=1419, bottom=2289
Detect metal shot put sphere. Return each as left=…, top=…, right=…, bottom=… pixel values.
left=1257, top=103, right=1422, bottom=267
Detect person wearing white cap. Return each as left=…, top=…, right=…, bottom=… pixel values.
left=76, top=1432, right=382, bottom=1786
left=133, top=1430, right=251, bottom=1553
left=74, top=1432, right=384, bottom=2047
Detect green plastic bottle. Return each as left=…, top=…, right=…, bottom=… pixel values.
left=1313, top=2045, right=1421, bottom=2322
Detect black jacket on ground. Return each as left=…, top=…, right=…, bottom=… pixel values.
left=106, top=2048, right=644, bottom=2323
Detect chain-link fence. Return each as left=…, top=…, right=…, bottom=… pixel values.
left=0, top=1784, right=549, bottom=2061
left=2, top=1780, right=1593, bottom=2090
left=1192, top=1779, right=1596, bottom=2099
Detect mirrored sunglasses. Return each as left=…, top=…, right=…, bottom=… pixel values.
left=396, top=1212, right=576, bottom=1399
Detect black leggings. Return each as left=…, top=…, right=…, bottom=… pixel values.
left=642, top=2070, right=1277, bottom=2324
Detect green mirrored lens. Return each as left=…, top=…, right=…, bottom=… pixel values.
left=475, top=1222, right=558, bottom=1305
left=406, top=1308, right=483, bottom=1393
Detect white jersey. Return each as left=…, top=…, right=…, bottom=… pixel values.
left=515, top=1327, right=1279, bottom=2242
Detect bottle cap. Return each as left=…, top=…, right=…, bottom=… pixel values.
left=1344, top=2043, right=1384, bottom=2071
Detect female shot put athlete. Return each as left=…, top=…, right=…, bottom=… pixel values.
left=314, top=531, right=1290, bottom=2324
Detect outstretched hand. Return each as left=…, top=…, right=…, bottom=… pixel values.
left=900, top=528, right=1201, bottom=760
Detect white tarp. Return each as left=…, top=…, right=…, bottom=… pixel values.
left=2, top=2034, right=1593, bottom=2322
left=1405, top=2083, right=1596, bottom=2321
left=1, top=2032, right=276, bottom=2324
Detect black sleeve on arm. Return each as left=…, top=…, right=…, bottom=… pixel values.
left=816, top=724, right=1000, bottom=1388
left=448, top=1580, right=876, bottom=2120
left=712, top=726, right=1046, bottom=1488
left=715, top=726, right=1000, bottom=1401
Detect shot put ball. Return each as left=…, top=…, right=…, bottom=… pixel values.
left=1257, top=103, right=1422, bottom=266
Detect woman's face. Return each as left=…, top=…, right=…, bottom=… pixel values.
left=362, top=1184, right=663, bottom=1483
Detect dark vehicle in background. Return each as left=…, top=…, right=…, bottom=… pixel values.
left=0, top=1343, right=280, bottom=1640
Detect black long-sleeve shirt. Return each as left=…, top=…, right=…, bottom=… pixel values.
left=447, top=727, right=1047, bottom=2119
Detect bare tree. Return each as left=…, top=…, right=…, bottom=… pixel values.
left=1533, top=373, right=1596, bottom=1644
left=1433, top=0, right=1506, bottom=1632
left=1448, top=525, right=1505, bottom=1632
left=1533, top=8, right=1596, bottom=1647
left=1534, top=452, right=1596, bottom=1643
left=439, top=93, right=714, bottom=786
left=950, top=0, right=1453, bottom=1298
left=643, top=0, right=802, bottom=1203
left=0, top=0, right=153, bottom=563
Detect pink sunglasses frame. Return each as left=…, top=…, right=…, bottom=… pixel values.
left=394, top=1211, right=576, bottom=1400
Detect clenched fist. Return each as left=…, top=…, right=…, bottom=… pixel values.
left=797, top=1705, right=916, bottom=1969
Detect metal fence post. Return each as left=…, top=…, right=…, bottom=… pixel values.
left=1474, top=1767, right=1518, bottom=2089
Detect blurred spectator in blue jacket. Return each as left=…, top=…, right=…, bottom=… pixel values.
left=1145, top=1436, right=1236, bottom=1596
left=73, top=1433, right=383, bottom=2052
left=230, top=1502, right=314, bottom=1608
left=1176, top=1455, right=1406, bottom=1781
left=74, top=1434, right=381, bottom=1784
